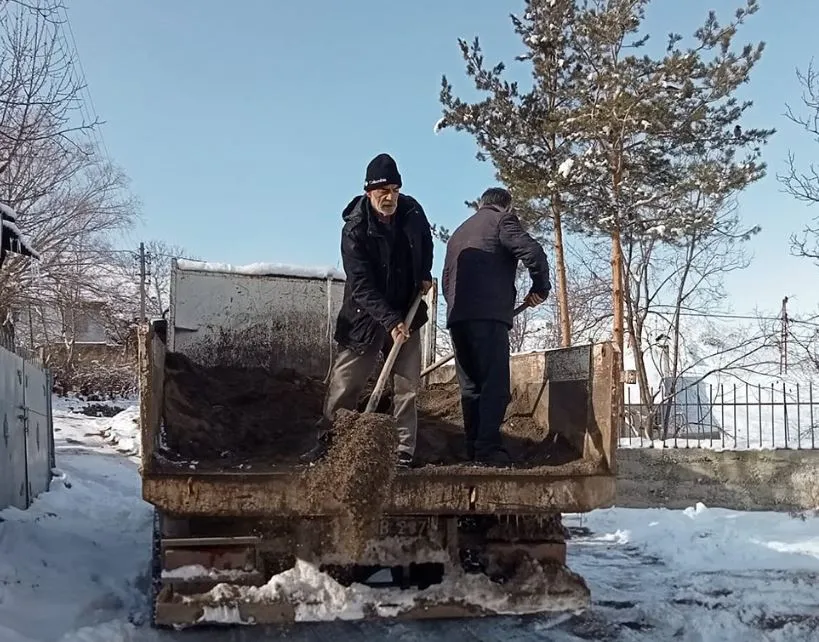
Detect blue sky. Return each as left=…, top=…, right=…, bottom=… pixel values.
left=66, top=0, right=819, bottom=317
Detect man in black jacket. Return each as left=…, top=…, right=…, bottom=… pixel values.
left=442, top=187, right=551, bottom=466
left=301, top=153, right=433, bottom=467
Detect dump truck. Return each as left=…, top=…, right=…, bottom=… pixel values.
left=139, top=258, right=619, bottom=628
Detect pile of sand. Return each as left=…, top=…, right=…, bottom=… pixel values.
left=304, top=409, right=399, bottom=560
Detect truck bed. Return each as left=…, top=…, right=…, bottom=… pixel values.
left=139, top=326, right=618, bottom=518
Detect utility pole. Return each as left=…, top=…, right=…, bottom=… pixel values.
left=780, top=296, right=789, bottom=376
left=138, top=242, right=146, bottom=323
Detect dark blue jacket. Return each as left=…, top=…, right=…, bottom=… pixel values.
left=442, top=205, right=550, bottom=328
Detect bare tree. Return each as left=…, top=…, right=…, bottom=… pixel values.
left=0, top=1, right=137, bottom=344
left=612, top=201, right=776, bottom=438
left=143, top=240, right=193, bottom=317
left=0, top=1, right=98, bottom=174
left=780, top=61, right=819, bottom=263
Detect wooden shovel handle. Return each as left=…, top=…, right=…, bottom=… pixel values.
left=365, top=291, right=425, bottom=414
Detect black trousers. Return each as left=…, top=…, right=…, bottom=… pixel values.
left=448, top=320, right=511, bottom=459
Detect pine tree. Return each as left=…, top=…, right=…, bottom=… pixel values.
left=436, top=0, right=773, bottom=366
left=566, top=0, right=773, bottom=405
left=437, top=0, right=587, bottom=347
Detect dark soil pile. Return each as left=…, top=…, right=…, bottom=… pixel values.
left=414, top=383, right=582, bottom=468
left=160, top=352, right=582, bottom=468
left=162, top=351, right=323, bottom=461
left=304, top=409, right=399, bottom=560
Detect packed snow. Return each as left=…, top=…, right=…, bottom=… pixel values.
left=1, top=399, right=819, bottom=640
left=176, top=258, right=345, bottom=280
left=186, top=557, right=586, bottom=625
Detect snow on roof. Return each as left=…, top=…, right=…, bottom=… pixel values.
left=0, top=202, right=18, bottom=221
left=1, top=203, right=40, bottom=259
left=176, top=259, right=345, bottom=281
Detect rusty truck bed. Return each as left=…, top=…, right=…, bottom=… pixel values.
left=139, top=327, right=618, bottom=518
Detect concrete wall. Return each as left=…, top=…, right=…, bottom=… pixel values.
left=616, top=448, right=819, bottom=512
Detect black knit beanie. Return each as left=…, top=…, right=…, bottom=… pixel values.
left=364, top=153, right=402, bottom=191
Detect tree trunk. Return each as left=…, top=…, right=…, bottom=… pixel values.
left=611, top=230, right=625, bottom=356
left=611, top=228, right=626, bottom=438
left=662, top=236, right=697, bottom=439
left=551, top=203, right=572, bottom=347
left=621, top=240, right=654, bottom=439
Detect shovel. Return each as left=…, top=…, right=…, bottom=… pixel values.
left=365, top=291, right=424, bottom=413
left=420, top=302, right=530, bottom=378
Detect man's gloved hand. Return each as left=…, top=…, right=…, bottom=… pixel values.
left=524, top=290, right=548, bottom=307
left=420, top=280, right=433, bottom=295
left=391, top=322, right=410, bottom=344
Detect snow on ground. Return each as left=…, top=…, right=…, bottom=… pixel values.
left=0, top=397, right=151, bottom=642
left=2, top=399, right=819, bottom=641
left=52, top=396, right=140, bottom=457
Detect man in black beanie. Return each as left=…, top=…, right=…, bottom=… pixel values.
left=301, top=153, right=433, bottom=468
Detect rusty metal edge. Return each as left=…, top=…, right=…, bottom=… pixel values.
left=142, top=473, right=615, bottom=518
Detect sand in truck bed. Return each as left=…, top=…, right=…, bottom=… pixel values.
left=160, top=351, right=585, bottom=470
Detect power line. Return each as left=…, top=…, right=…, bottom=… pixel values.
left=54, top=0, right=112, bottom=162
left=647, top=304, right=819, bottom=327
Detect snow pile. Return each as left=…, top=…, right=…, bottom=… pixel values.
left=572, top=503, right=819, bottom=574
left=0, top=445, right=152, bottom=641
left=98, top=406, right=140, bottom=456
left=563, top=504, right=819, bottom=641
left=161, top=565, right=252, bottom=581
left=188, top=557, right=588, bottom=624
left=52, top=398, right=140, bottom=460
left=176, top=258, right=345, bottom=280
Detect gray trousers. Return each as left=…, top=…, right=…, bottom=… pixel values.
left=321, top=331, right=421, bottom=457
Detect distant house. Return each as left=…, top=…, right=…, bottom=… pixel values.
left=61, top=301, right=111, bottom=345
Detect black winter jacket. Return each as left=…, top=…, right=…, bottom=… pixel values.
left=334, top=193, right=433, bottom=354
left=442, top=205, right=550, bottom=328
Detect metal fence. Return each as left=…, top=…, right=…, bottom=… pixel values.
left=620, top=380, right=819, bottom=450
left=0, top=344, right=54, bottom=511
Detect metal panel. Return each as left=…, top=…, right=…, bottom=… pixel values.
left=0, top=350, right=13, bottom=509
left=169, top=262, right=438, bottom=380
left=170, top=266, right=345, bottom=379
left=0, top=347, right=26, bottom=509
left=24, top=362, right=50, bottom=498
left=420, top=280, right=438, bottom=370
left=545, top=343, right=592, bottom=382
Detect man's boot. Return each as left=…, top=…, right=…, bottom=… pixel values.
left=299, top=420, right=332, bottom=464
left=475, top=447, right=512, bottom=468
left=299, top=439, right=329, bottom=464
left=465, top=441, right=475, bottom=462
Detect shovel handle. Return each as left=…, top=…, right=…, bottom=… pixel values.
left=365, top=291, right=425, bottom=414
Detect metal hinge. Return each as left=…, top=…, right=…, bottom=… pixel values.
left=17, top=404, right=28, bottom=433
